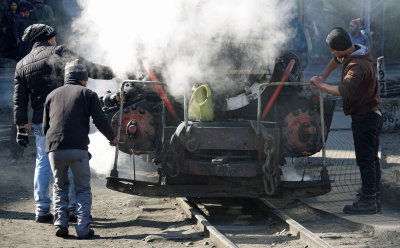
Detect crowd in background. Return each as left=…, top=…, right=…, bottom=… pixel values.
left=0, top=0, right=70, bottom=61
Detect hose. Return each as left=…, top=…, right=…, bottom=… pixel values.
left=142, top=59, right=177, bottom=117
left=261, top=59, right=296, bottom=118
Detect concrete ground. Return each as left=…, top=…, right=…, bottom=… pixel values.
left=301, top=110, right=400, bottom=241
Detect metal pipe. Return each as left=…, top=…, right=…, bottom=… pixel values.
left=319, top=89, right=326, bottom=169
left=133, top=154, right=136, bottom=181
left=257, top=81, right=311, bottom=126
left=261, top=59, right=296, bottom=118
left=257, top=84, right=263, bottom=124
left=142, top=59, right=177, bottom=117
left=109, top=80, right=128, bottom=178
left=381, top=0, right=385, bottom=56
left=184, top=88, right=188, bottom=131
left=162, top=103, right=166, bottom=144
left=109, top=79, right=166, bottom=85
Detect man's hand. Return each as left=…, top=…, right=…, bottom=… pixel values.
left=25, top=122, right=32, bottom=134
left=16, top=125, right=29, bottom=147
left=310, top=76, right=324, bottom=89
left=310, top=76, right=341, bottom=96
left=109, top=137, right=118, bottom=146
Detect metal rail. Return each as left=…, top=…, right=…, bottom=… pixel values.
left=177, top=198, right=238, bottom=248
left=261, top=198, right=334, bottom=248
left=178, top=197, right=334, bottom=248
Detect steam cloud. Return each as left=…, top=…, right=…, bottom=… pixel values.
left=72, top=0, right=297, bottom=96
left=75, top=0, right=298, bottom=175
left=88, top=132, right=115, bottom=175
left=281, top=166, right=311, bottom=181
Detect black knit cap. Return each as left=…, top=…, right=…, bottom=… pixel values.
left=326, top=27, right=352, bottom=51
left=65, top=59, right=88, bottom=82
left=22, top=24, right=56, bottom=45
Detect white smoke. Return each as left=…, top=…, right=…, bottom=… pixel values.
left=88, top=131, right=115, bottom=175
left=74, top=0, right=298, bottom=175
left=71, top=0, right=297, bottom=97
left=281, top=166, right=311, bottom=181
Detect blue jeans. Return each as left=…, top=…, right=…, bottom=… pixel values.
left=33, top=123, right=76, bottom=216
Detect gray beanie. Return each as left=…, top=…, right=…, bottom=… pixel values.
left=65, top=59, right=88, bottom=82
left=22, top=24, right=56, bottom=45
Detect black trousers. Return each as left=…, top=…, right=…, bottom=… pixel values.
left=351, top=111, right=383, bottom=196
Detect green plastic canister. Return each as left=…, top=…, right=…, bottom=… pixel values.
left=188, top=84, right=214, bottom=121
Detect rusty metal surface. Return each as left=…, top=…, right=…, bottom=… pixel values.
left=161, top=122, right=280, bottom=179
left=111, top=106, right=156, bottom=153
left=186, top=125, right=264, bottom=151
left=106, top=177, right=331, bottom=198
left=104, top=78, right=335, bottom=198
left=281, top=109, right=327, bottom=156
left=183, top=159, right=259, bottom=177
left=280, top=181, right=332, bottom=198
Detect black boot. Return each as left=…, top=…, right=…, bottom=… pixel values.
left=354, top=189, right=381, bottom=213
left=344, top=193, right=377, bottom=214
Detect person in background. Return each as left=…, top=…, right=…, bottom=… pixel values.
left=285, top=16, right=309, bottom=74
left=44, top=59, right=118, bottom=238
left=45, top=0, right=67, bottom=27
left=348, top=19, right=370, bottom=48
left=31, top=0, right=54, bottom=26
left=14, top=7, right=32, bottom=61
left=310, top=27, right=382, bottom=215
left=1, top=1, right=21, bottom=59
left=13, top=24, right=115, bottom=224
left=18, top=0, right=33, bottom=10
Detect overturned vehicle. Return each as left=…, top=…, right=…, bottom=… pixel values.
left=101, top=43, right=336, bottom=199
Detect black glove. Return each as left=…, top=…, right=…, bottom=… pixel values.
left=16, top=126, right=29, bottom=148
left=102, top=66, right=115, bottom=79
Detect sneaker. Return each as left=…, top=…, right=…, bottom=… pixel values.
left=78, top=229, right=94, bottom=239
left=344, top=194, right=377, bottom=215
left=55, top=226, right=69, bottom=238
left=35, top=214, right=53, bottom=223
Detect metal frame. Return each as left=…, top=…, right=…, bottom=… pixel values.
left=107, top=80, right=331, bottom=196
left=109, top=80, right=167, bottom=179
left=256, top=82, right=327, bottom=172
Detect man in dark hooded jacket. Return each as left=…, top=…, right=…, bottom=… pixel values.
left=311, top=27, right=382, bottom=214
left=13, top=24, right=115, bottom=223
left=43, top=59, right=118, bottom=238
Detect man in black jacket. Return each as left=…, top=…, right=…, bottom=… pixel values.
left=13, top=24, right=115, bottom=223
left=43, top=59, right=117, bottom=238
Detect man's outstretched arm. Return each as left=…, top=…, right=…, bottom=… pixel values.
left=310, top=76, right=340, bottom=96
